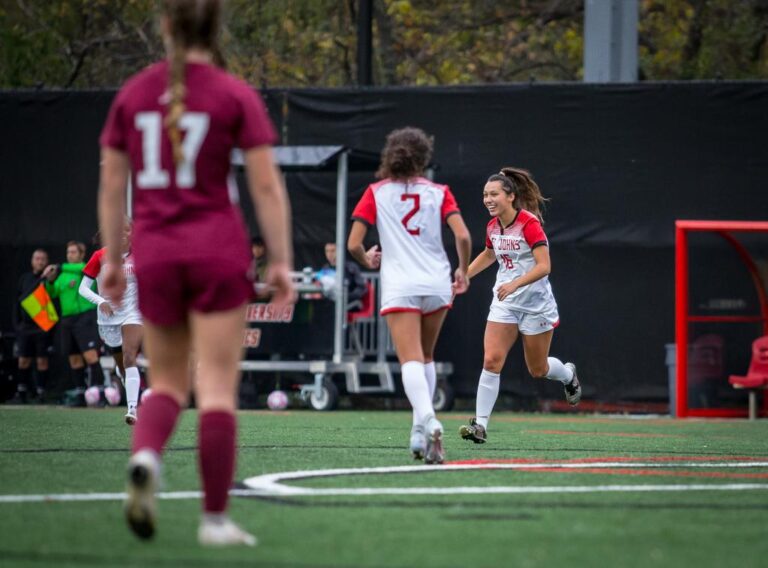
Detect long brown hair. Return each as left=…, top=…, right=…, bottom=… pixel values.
left=487, top=167, right=548, bottom=222
left=162, top=0, right=224, bottom=165
left=376, top=127, right=433, bottom=180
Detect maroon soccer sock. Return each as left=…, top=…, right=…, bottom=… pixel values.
left=198, top=411, right=236, bottom=514
left=131, top=392, right=181, bottom=455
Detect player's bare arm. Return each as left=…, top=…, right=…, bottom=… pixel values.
left=347, top=221, right=379, bottom=269
left=97, top=147, right=130, bottom=305
left=496, top=245, right=551, bottom=301
left=244, top=146, right=296, bottom=306
left=467, top=248, right=496, bottom=280
left=447, top=214, right=471, bottom=294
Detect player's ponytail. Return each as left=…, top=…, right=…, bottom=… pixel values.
left=489, top=167, right=548, bottom=223
left=162, top=0, right=224, bottom=165
left=166, top=44, right=186, bottom=166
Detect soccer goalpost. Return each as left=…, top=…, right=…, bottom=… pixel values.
left=675, top=220, right=768, bottom=418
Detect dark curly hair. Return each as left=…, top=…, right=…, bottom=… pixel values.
left=376, top=127, right=433, bottom=180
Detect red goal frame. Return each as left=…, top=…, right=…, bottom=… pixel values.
left=675, top=220, right=768, bottom=418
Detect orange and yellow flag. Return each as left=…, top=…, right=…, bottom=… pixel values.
left=20, top=283, right=58, bottom=332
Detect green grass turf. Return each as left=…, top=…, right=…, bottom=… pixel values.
left=1, top=406, right=768, bottom=567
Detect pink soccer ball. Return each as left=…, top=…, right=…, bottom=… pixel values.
left=104, top=386, right=121, bottom=406
left=266, top=389, right=289, bottom=410
left=140, top=387, right=152, bottom=404
left=84, top=386, right=101, bottom=407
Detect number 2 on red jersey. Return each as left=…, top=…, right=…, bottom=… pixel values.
left=400, top=193, right=420, bottom=236
left=135, top=111, right=209, bottom=189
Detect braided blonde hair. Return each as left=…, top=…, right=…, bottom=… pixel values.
left=162, top=0, right=223, bottom=165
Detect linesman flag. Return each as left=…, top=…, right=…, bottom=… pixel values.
left=21, top=284, right=59, bottom=331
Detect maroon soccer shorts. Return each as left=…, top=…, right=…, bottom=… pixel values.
left=137, top=258, right=253, bottom=326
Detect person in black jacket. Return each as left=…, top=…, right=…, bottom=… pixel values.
left=12, top=249, right=57, bottom=402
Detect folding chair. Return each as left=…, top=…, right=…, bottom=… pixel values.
left=347, top=283, right=375, bottom=357
left=728, top=335, right=768, bottom=420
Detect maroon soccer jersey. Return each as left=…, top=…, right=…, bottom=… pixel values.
left=100, top=61, right=277, bottom=270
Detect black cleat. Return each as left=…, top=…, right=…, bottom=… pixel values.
left=459, top=418, right=487, bottom=444
left=564, top=363, right=582, bottom=406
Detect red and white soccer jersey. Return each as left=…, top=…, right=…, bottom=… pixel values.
left=99, top=61, right=276, bottom=271
left=83, top=248, right=141, bottom=326
left=486, top=209, right=558, bottom=315
left=351, top=177, right=460, bottom=307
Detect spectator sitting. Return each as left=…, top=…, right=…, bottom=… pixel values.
left=316, top=242, right=368, bottom=311
left=251, top=236, right=268, bottom=283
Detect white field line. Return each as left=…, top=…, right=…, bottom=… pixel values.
left=3, top=461, right=768, bottom=503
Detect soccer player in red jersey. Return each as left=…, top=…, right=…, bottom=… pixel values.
left=80, top=222, right=143, bottom=425
left=96, top=0, right=294, bottom=546
left=458, top=168, right=581, bottom=445
left=348, top=127, right=471, bottom=464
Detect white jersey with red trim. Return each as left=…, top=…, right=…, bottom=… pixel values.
left=486, top=209, right=558, bottom=314
left=352, top=177, right=460, bottom=304
left=83, top=248, right=141, bottom=325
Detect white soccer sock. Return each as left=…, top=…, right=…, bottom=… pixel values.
left=424, top=361, right=436, bottom=399
left=545, top=357, right=574, bottom=384
left=402, top=361, right=434, bottom=425
left=125, top=367, right=140, bottom=410
left=476, top=369, right=500, bottom=429
left=412, top=362, right=438, bottom=426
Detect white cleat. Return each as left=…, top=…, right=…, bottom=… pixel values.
left=125, top=406, right=137, bottom=426
left=198, top=515, right=257, bottom=547
left=410, top=424, right=427, bottom=460
left=124, top=449, right=160, bottom=540
left=424, top=415, right=445, bottom=465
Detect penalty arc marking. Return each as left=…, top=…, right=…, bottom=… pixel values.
left=2, top=461, right=768, bottom=503
left=240, top=460, right=768, bottom=496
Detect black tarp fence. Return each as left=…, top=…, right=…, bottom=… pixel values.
left=1, top=82, right=767, bottom=403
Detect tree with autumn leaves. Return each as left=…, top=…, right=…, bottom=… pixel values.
left=1, top=0, right=766, bottom=88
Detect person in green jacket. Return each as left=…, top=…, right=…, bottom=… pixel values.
left=46, top=241, right=105, bottom=390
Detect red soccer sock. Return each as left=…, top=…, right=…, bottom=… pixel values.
left=198, top=411, right=237, bottom=514
left=131, top=392, right=181, bottom=455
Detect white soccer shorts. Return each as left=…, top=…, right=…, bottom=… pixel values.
left=380, top=294, right=453, bottom=316
left=487, top=302, right=559, bottom=335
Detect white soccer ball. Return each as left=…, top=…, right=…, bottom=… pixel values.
left=266, top=389, right=289, bottom=410
left=104, top=386, right=121, bottom=406
left=84, top=386, right=101, bottom=407
left=140, top=387, right=152, bottom=404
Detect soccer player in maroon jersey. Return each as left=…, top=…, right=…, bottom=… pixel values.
left=348, top=127, right=471, bottom=464
left=458, top=168, right=581, bottom=445
left=96, top=0, right=294, bottom=546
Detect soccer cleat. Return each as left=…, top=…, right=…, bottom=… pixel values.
left=198, top=515, right=257, bottom=547
left=410, top=424, right=427, bottom=460
left=564, top=363, right=582, bottom=406
left=424, top=415, right=445, bottom=465
left=459, top=418, right=487, bottom=444
left=125, top=406, right=137, bottom=426
left=124, top=449, right=160, bottom=540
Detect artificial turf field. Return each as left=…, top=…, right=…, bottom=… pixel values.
left=1, top=406, right=768, bottom=568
